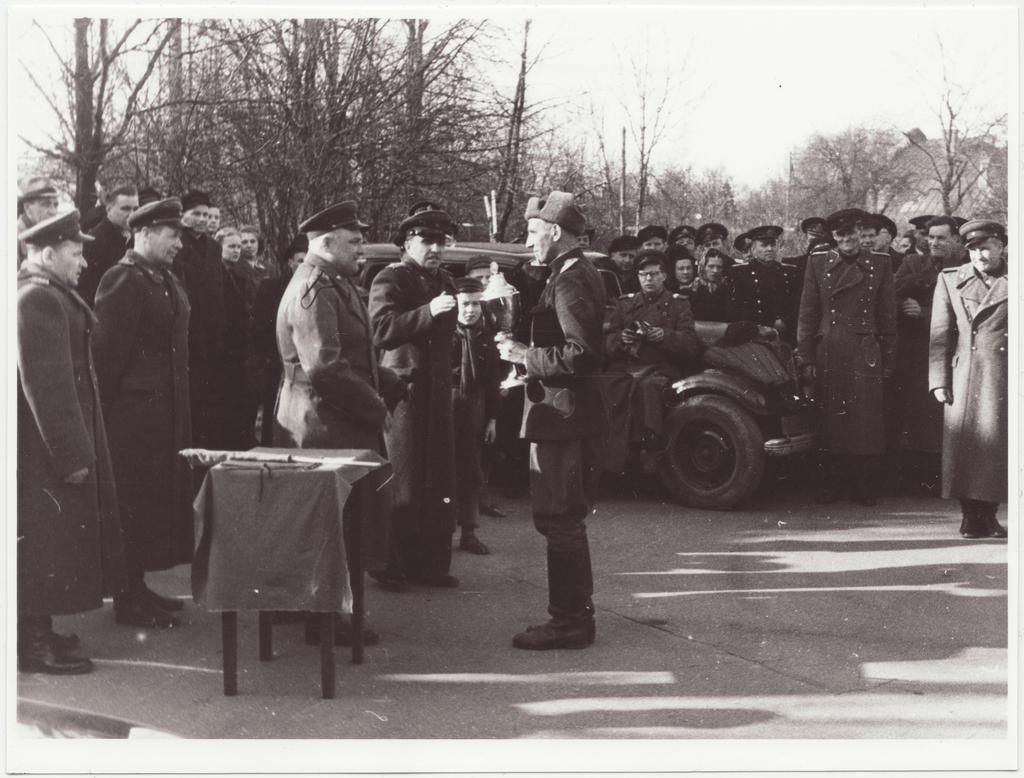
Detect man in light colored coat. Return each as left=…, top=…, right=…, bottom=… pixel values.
left=928, top=219, right=1008, bottom=539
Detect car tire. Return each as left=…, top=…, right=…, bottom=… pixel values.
left=659, top=394, right=765, bottom=510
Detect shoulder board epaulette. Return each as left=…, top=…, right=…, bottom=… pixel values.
left=869, top=250, right=888, bottom=256
left=619, top=292, right=636, bottom=299
left=385, top=261, right=403, bottom=269
left=941, top=266, right=960, bottom=273
left=672, top=293, right=685, bottom=299
left=780, top=261, right=798, bottom=269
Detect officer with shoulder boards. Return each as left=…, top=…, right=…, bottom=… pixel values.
left=17, top=210, right=126, bottom=673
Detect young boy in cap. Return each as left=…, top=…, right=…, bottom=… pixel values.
left=450, top=275, right=502, bottom=554
left=17, top=210, right=126, bottom=673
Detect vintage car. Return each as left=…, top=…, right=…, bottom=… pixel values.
left=359, top=242, right=817, bottom=510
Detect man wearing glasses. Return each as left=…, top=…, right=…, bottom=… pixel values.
left=797, top=208, right=897, bottom=505
left=604, top=249, right=700, bottom=472
left=369, top=202, right=461, bottom=591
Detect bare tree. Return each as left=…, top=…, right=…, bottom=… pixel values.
left=22, top=18, right=177, bottom=210
left=900, top=51, right=1007, bottom=216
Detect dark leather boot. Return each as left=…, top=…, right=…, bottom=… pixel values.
left=18, top=618, right=93, bottom=675
left=959, top=500, right=986, bottom=539
left=114, top=593, right=180, bottom=629
left=980, top=503, right=1007, bottom=538
left=513, top=617, right=595, bottom=650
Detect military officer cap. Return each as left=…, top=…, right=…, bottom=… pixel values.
left=746, top=225, right=784, bottom=244
left=734, top=233, right=751, bottom=252
left=634, top=248, right=669, bottom=273
left=908, top=214, right=935, bottom=230
left=454, top=275, right=485, bottom=294
left=696, top=222, right=728, bottom=244
left=19, top=209, right=93, bottom=247
left=535, top=190, right=586, bottom=236
left=668, top=224, right=696, bottom=244
left=636, top=224, right=668, bottom=244
left=181, top=190, right=212, bottom=212
left=127, top=197, right=185, bottom=231
left=394, top=201, right=458, bottom=246
left=800, top=216, right=828, bottom=236
left=959, top=219, right=1006, bottom=247
left=867, top=213, right=897, bottom=237
left=608, top=235, right=640, bottom=253
left=18, top=176, right=59, bottom=209
left=524, top=195, right=545, bottom=220
left=300, top=200, right=369, bottom=236
left=825, top=208, right=870, bottom=233
left=664, top=243, right=694, bottom=264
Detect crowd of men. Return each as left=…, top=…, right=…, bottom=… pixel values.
left=15, top=171, right=1009, bottom=675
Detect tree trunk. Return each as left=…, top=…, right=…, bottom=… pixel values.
left=165, top=19, right=185, bottom=192
left=496, top=20, right=529, bottom=241
left=73, top=18, right=97, bottom=212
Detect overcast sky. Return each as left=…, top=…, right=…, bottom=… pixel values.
left=508, top=6, right=1015, bottom=189
left=10, top=5, right=1017, bottom=192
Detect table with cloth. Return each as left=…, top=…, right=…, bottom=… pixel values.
left=190, top=448, right=390, bottom=698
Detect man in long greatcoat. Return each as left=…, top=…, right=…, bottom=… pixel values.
left=497, top=191, right=609, bottom=650
left=929, top=220, right=1008, bottom=539
left=368, top=202, right=460, bottom=589
left=797, top=208, right=897, bottom=505
left=274, top=200, right=407, bottom=643
left=94, top=198, right=193, bottom=629
left=172, top=190, right=229, bottom=451
left=17, top=210, right=126, bottom=674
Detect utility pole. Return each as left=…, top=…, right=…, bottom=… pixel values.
left=619, top=125, right=626, bottom=234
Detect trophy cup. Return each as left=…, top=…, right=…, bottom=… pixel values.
left=481, top=262, right=524, bottom=389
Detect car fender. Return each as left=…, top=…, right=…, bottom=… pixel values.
left=667, top=369, right=771, bottom=416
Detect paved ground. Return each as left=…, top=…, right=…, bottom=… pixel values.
left=15, top=485, right=1011, bottom=754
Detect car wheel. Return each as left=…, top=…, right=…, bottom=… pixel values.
left=659, top=394, right=765, bottom=510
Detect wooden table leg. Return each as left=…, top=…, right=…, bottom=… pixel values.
left=349, top=484, right=364, bottom=665
left=320, top=612, right=335, bottom=699
left=258, top=612, right=273, bottom=661
left=222, top=612, right=238, bottom=696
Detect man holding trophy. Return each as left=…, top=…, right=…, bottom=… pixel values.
left=493, top=191, right=609, bottom=650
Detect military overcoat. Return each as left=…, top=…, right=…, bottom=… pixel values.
left=93, top=252, right=194, bottom=571
left=369, top=258, right=458, bottom=539
left=172, top=228, right=229, bottom=450
left=726, top=258, right=801, bottom=342
left=928, top=263, right=1008, bottom=502
left=797, top=248, right=897, bottom=454
left=79, top=217, right=130, bottom=308
left=17, top=266, right=126, bottom=614
left=890, top=250, right=964, bottom=452
left=275, top=256, right=403, bottom=450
